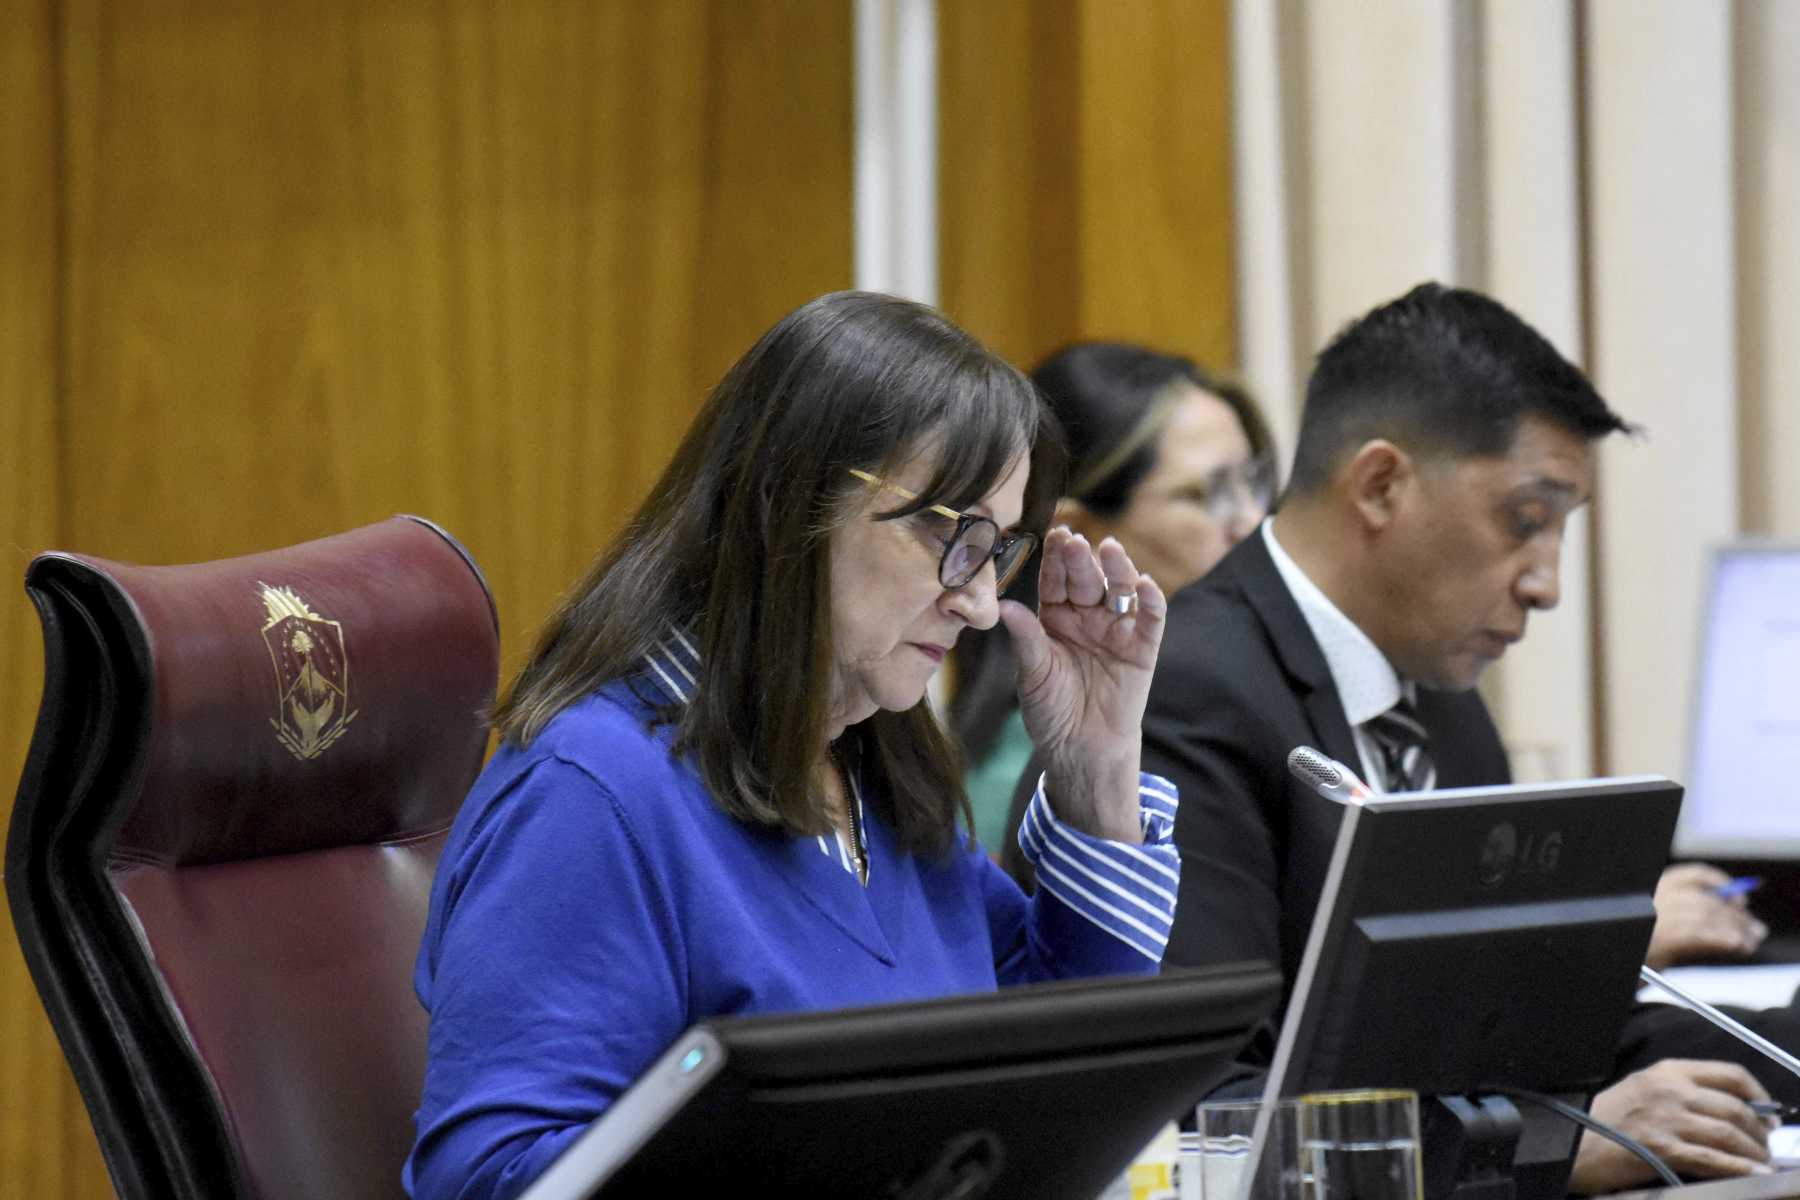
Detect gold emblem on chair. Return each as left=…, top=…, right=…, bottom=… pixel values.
left=259, top=583, right=359, bottom=760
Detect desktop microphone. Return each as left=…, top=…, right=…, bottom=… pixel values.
left=1639, top=965, right=1800, bottom=1085
left=1286, top=746, right=1374, bottom=806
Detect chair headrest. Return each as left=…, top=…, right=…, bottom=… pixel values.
left=32, top=516, right=499, bottom=867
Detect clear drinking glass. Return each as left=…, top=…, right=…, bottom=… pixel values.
left=1295, top=1088, right=1423, bottom=1200
left=1181, top=1097, right=1300, bottom=1200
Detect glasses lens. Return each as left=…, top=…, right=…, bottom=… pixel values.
left=1245, top=454, right=1276, bottom=508
left=994, top=533, right=1039, bottom=593
left=1205, top=455, right=1276, bottom=522
left=941, top=520, right=997, bottom=588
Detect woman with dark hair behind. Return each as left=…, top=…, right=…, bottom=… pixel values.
left=951, top=342, right=1276, bottom=865
left=406, top=294, right=1189, bottom=1200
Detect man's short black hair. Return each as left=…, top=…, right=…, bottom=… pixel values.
left=1285, top=282, right=1634, bottom=496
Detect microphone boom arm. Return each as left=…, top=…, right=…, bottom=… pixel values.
left=1638, top=965, right=1800, bottom=1083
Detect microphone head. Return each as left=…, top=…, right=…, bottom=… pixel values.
left=1287, top=745, right=1344, bottom=791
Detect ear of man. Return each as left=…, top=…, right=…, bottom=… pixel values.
left=1339, top=438, right=1416, bottom=535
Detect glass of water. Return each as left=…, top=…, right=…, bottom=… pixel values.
left=1181, top=1097, right=1300, bottom=1200
left=1295, top=1088, right=1422, bottom=1200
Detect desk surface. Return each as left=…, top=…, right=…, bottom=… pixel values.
left=1610, top=1169, right=1800, bottom=1200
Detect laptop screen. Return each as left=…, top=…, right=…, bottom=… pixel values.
left=1677, top=543, right=1800, bottom=859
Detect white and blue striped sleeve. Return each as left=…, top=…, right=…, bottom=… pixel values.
left=1015, top=772, right=1181, bottom=963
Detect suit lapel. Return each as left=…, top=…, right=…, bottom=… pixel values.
left=1415, top=688, right=1510, bottom=787
left=1226, top=533, right=1363, bottom=769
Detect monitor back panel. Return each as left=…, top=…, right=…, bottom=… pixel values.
left=1292, top=777, right=1681, bottom=1098
left=524, top=963, right=1280, bottom=1200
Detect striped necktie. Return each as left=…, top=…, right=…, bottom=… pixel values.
left=1365, top=697, right=1434, bottom=792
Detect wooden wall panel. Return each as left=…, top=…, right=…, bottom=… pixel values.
left=6, top=1, right=850, bottom=1192
left=57, top=0, right=851, bottom=675
left=0, top=7, right=109, bottom=1198
left=938, top=0, right=1081, bottom=369
left=1074, top=0, right=1236, bottom=366
left=939, top=0, right=1236, bottom=375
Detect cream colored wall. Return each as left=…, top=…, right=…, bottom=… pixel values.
left=1739, top=0, right=1800, bottom=537
left=1232, top=0, right=1800, bottom=784
left=1477, top=2, right=1592, bottom=781
left=1230, top=0, right=1303, bottom=458
left=1300, top=2, right=1471, bottom=337
left=1585, top=2, right=1739, bottom=780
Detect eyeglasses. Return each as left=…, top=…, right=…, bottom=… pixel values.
left=1162, top=453, right=1276, bottom=523
left=847, top=469, right=1040, bottom=593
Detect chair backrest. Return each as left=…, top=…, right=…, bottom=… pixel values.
left=5, top=516, right=499, bottom=1200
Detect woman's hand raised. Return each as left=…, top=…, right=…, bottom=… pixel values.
left=997, top=528, right=1167, bottom=842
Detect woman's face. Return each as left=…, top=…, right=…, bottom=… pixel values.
left=1075, top=385, right=1264, bottom=596
left=826, top=449, right=1029, bottom=739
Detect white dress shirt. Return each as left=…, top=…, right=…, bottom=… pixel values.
left=1260, top=520, right=1437, bottom=793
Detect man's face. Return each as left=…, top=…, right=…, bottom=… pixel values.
left=1373, top=416, right=1594, bottom=691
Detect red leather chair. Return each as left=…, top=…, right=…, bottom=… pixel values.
left=5, top=516, right=498, bottom=1199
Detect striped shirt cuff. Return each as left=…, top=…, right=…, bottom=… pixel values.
left=1016, top=772, right=1181, bottom=963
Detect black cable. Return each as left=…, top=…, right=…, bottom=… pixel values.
left=1484, top=1085, right=1682, bottom=1190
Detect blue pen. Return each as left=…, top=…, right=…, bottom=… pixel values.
left=1714, top=875, right=1763, bottom=900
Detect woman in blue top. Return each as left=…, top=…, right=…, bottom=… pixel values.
left=406, top=292, right=1186, bottom=1199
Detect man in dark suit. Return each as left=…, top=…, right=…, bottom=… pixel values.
left=1148, top=283, right=1781, bottom=1193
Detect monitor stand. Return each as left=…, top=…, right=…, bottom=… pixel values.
left=1423, top=1095, right=1524, bottom=1200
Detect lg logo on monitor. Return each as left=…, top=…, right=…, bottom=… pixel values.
left=1478, top=822, right=1564, bottom=887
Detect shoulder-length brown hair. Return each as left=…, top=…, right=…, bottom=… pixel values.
left=493, top=291, right=1063, bottom=855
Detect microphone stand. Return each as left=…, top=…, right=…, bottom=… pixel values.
left=1639, top=965, right=1800, bottom=1082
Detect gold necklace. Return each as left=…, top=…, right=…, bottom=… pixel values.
left=829, top=746, right=868, bottom=886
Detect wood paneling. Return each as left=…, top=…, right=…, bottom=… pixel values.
left=1074, top=0, right=1235, bottom=366
left=939, top=0, right=1236, bottom=374
left=0, top=6, right=104, bottom=1196
left=0, top=5, right=109, bottom=1196
left=5, top=1, right=851, bottom=1192
left=938, top=0, right=1081, bottom=369
left=59, top=0, right=851, bottom=679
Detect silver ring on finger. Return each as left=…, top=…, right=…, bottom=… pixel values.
left=1105, top=584, right=1138, bottom=614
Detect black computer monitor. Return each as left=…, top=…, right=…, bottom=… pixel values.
left=520, top=962, right=1279, bottom=1200
left=1258, top=774, right=1683, bottom=1200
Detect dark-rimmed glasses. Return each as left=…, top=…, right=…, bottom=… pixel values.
left=847, top=469, right=1040, bottom=593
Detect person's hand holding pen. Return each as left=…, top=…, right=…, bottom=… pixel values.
left=1573, top=1060, right=1778, bottom=1192
left=1646, top=863, right=1770, bottom=969
left=1751, top=1099, right=1800, bottom=1124
left=1716, top=875, right=1765, bottom=902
